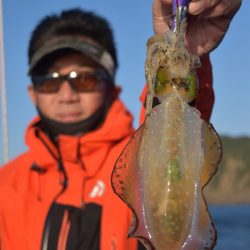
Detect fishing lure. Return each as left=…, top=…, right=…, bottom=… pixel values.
left=112, top=1, right=222, bottom=249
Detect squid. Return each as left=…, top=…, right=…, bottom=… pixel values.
left=111, top=1, right=222, bottom=249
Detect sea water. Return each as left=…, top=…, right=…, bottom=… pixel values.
left=209, top=204, right=250, bottom=250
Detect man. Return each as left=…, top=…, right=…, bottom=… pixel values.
left=0, top=1, right=241, bottom=249
left=0, top=9, right=136, bottom=250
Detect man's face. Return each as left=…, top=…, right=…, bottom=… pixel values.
left=29, top=52, right=111, bottom=123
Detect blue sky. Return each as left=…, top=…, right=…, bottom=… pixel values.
left=0, top=0, right=249, bottom=164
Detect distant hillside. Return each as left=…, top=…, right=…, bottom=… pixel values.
left=204, top=135, right=250, bottom=204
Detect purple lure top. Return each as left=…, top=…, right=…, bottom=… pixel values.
left=171, top=0, right=189, bottom=31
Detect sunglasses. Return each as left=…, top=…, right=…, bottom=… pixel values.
left=32, top=70, right=112, bottom=93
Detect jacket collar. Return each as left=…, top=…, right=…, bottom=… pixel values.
left=25, top=99, right=134, bottom=176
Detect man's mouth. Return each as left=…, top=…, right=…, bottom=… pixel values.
left=57, top=112, right=83, bottom=122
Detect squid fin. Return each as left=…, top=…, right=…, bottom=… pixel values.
left=201, top=121, right=222, bottom=187
left=111, top=125, right=154, bottom=249
left=194, top=121, right=222, bottom=250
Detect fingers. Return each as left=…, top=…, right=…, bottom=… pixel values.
left=153, top=0, right=172, bottom=35
left=188, top=0, right=220, bottom=15
left=153, top=0, right=242, bottom=52
left=188, top=0, right=242, bottom=18
left=158, top=0, right=172, bottom=6
left=154, top=0, right=172, bottom=16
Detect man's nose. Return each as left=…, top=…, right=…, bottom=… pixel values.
left=57, top=80, right=79, bottom=102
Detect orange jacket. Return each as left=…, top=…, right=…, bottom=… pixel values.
left=0, top=99, right=137, bottom=250
left=139, top=54, right=214, bottom=124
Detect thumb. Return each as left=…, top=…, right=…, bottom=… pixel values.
left=153, top=0, right=172, bottom=35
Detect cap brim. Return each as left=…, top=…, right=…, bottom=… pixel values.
left=29, top=36, right=114, bottom=77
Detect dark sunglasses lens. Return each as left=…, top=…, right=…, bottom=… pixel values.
left=33, top=77, right=62, bottom=93
left=71, top=74, right=99, bottom=92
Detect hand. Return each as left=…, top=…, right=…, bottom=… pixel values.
left=153, top=0, right=242, bottom=55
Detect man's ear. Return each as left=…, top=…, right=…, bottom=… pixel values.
left=108, top=85, right=121, bottom=99
left=113, top=85, right=121, bottom=98
left=28, top=84, right=37, bottom=105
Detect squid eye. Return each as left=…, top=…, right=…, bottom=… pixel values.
left=185, top=71, right=198, bottom=103
left=155, top=67, right=170, bottom=94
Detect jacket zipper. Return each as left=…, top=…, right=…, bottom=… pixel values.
left=40, top=158, right=68, bottom=250
left=38, top=132, right=69, bottom=250
left=57, top=210, right=71, bottom=250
